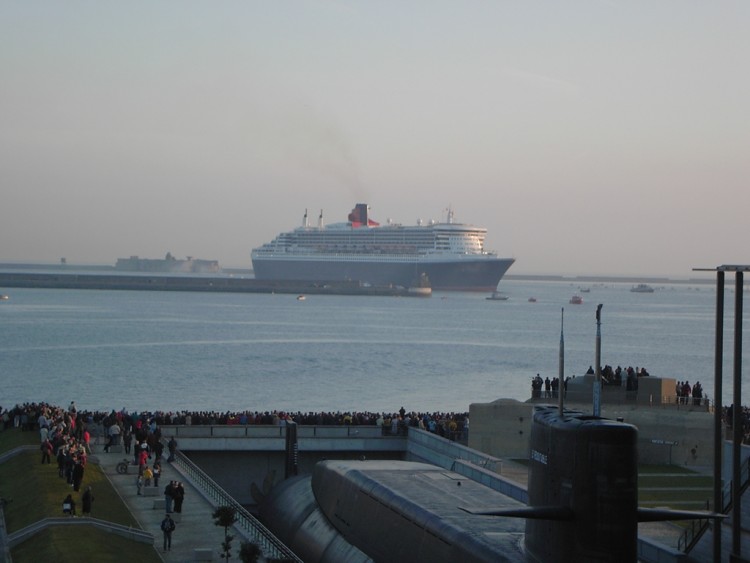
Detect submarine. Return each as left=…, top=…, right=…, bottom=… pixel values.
left=260, top=407, right=718, bottom=563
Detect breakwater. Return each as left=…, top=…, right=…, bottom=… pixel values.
left=0, top=272, right=430, bottom=297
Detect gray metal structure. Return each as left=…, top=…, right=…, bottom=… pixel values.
left=694, top=264, right=750, bottom=563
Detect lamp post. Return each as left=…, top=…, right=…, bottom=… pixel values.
left=593, top=304, right=603, bottom=417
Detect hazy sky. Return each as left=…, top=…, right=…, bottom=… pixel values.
left=2, top=2, right=749, bottom=277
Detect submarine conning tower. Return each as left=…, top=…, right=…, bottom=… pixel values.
left=526, top=405, right=639, bottom=563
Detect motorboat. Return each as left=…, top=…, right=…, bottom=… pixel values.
left=486, top=291, right=509, bottom=301
left=630, top=284, right=655, bottom=293
left=569, top=295, right=583, bottom=305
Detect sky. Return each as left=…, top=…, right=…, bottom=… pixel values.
left=2, top=1, right=749, bottom=277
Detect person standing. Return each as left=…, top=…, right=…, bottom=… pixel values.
left=143, top=465, right=153, bottom=487
left=167, top=436, right=177, bottom=462
left=172, top=481, right=185, bottom=513
left=160, top=513, right=176, bottom=551
left=164, top=480, right=175, bottom=513
left=152, top=460, right=162, bottom=488
left=82, top=486, right=94, bottom=516
left=82, top=427, right=91, bottom=454
left=137, top=447, right=148, bottom=476
left=72, top=458, right=85, bottom=491
left=123, top=429, right=132, bottom=455
left=109, top=421, right=121, bottom=447
left=40, top=439, right=53, bottom=464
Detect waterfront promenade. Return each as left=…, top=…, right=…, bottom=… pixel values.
left=93, top=445, right=233, bottom=562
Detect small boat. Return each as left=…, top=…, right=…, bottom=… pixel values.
left=569, top=295, right=583, bottom=305
left=630, top=284, right=655, bottom=293
left=528, top=297, right=537, bottom=303
left=296, top=295, right=306, bottom=301
left=579, top=287, right=591, bottom=293
left=0, top=294, right=8, bottom=301
left=486, top=291, right=509, bottom=301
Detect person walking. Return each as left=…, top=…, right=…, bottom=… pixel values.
left=160, top=513, right=176, bottom=551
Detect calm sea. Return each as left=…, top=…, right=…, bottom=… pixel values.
left=1, top=279, right=746, bottom=413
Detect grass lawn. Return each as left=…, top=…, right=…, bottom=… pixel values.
left=0, top=451, right=139, bottom=532
left=638, top=465, right=715, bottom=511
left=0, top=428, right=161, bottom=563
left=11, top=527, right=160, bottom=562
left=0, top=426, right=38, bottom=452
left=508, top=459, right=715, bottom=511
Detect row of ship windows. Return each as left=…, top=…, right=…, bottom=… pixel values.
left=272, top=236, right=484, bottom=248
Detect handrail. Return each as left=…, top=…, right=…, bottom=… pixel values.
left=0, top=445, right=37, bottom=464
left=161, top=423, right=400, bottom=439
left=171, top=449, right=302, bottom=562
left=677, top=454, right=750, bottom=552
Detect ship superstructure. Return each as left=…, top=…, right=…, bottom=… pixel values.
left=251, top=203, right=514, bottom=291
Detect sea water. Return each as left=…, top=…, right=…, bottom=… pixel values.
left=0, top=280, right=747, bottom=413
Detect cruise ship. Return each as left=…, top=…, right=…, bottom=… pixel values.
left=251, top=203, right=514, bottom=291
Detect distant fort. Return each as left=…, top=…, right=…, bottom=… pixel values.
left=115, top=252, right=220, bottom=274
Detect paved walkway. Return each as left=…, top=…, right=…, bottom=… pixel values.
left=95, top=446, right=229, bottom=562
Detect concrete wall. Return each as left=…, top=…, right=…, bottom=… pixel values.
left=469, top=397, right=715, bottom=467
left=564, top=375, right=681, bottom=406
left=469, top=399, right=535, bottom=459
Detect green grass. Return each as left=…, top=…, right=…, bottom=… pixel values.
left=0, top=426, right=38, bottom=453
left=638, top=464, right=700, bottom=475
left=639, top=474, right=713, bottom=489
left=0, top=428, right=161, bottom=563
left=11, top=526, right=160, bottom=562
left=0, top=451, right=139, bottom=532
left=638, top=465, right=715, bottom=511
left=506, top=459, right=715, bottom=512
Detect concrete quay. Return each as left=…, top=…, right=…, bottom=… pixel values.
left=0, top=272, right=430, bottom=297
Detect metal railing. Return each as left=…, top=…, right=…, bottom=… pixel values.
left=162, top=423, right=396, bottom=439
left=661, top=395, right=714, bottom=412
left=677, top=455, right=750, bottom=552
left=0, top=445, right=37, bottom=464
left=171, top=449, right=302, bottom=562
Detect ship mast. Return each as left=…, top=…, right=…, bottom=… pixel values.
left=303, top=209, right=308, bottom=228
left=445, top=206, right=454, bottom=224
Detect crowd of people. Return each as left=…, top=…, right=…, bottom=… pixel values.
left=531, top=374, right=566, bottom=399
left=531, top=365, right=656, bottom=399
left=1, top=402, right=471, bottom=446
left=676, top=380, right=704, bottom=405
left=2, top=401, right=97, bottom=517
